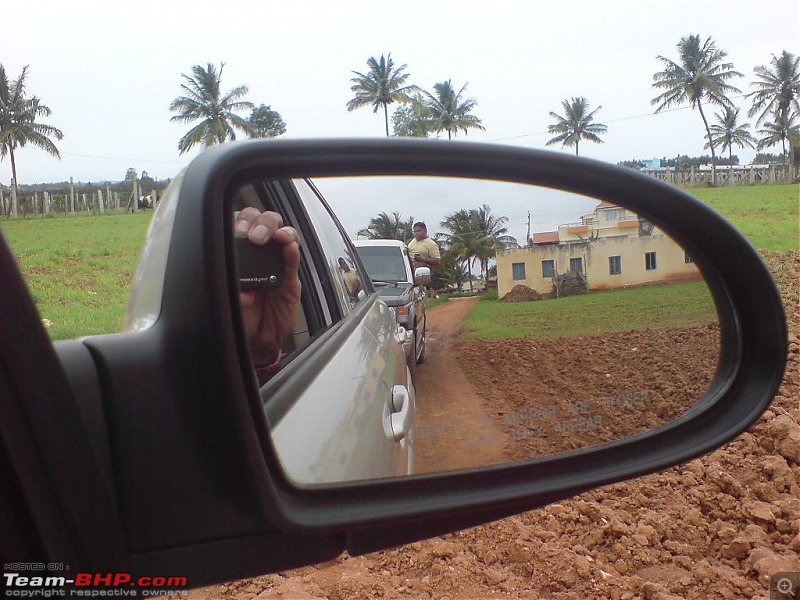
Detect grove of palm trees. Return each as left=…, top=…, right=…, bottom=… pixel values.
left=2, top=41, right=797, bottom=218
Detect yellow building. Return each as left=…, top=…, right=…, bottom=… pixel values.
left=496, top=202, right=701, bottom=298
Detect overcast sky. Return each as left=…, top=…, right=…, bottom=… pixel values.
left=3, top=0, right=798, bottom=235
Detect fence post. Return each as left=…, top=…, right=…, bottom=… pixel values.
left=97, top=189, right=105, bottom=215
left=69, top=177, right=75, bottom=213
left=43, top=191, right=51, bottom=214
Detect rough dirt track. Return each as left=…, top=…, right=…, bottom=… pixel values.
left=190, top=250, right=799, bottom=600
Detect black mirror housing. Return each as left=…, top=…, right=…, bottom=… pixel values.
left=2, top=139, right=786, bottom=589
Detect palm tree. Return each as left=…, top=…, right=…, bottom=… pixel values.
left=346, top=54, right=418, bottom=137
left=439, top=209, right=479, bottom=291
left=651, top=34, right=743, bottom=186
left=422, top=81, right=485, bottom=139
left=546, top=97, right=607, bottom=156
left=0, top=65, right=64, bottom=217
left=756, top=110, right=799, bottom=168
left=169, top=63, right=254, bottom=154
left=357, top=212, right=415, bottom=241
left=438, top=250, right=470, bottom=293
left=470, top=205, right=517, bottom=281
left=747, top=51, right=800, bottom=126
left=707, top=107, right=755, bottom=181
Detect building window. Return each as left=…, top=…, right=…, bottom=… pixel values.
left=645, top=252, right=657, bottom=270
left=684, top=252, right=694, bottom=264
left=569, top=257, right=583, bottom=274
left=512, top=262, right=526, bottom=280
left=609, top=255, right=622, bottom=275
left=542, top=259, right=555, bottom=278
left=604, top=209, right=620, bottom=221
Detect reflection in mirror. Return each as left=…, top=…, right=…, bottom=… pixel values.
left=230, top=175, right=720, bottom=484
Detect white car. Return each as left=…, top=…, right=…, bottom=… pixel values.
left=354, top=239, right=430, bottom=371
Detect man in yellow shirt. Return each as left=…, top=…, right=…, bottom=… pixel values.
left=407, top=222, right=441, bottom=270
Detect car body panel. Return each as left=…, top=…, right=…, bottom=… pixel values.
left=270, top=298, right=414, bottom=483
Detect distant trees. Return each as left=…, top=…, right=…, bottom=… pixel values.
left=546, top=97, right=607, bottom=155
left=0, top=64, right=64, bottom=216
left=756, top=110, right=799, bottom=166
left=707, top=106, right=756, bottom=166
left=169, top=63, right=255, bottom=154
left=248, top=104, right=286, bottom=138
left=652, top=34, right=743, bottom=185
left=357, top=212, right=415, bottom=241
left=439, top=206, right=516, bottom=292
left=391, top=93, right=434, bottom=137
left=347, top=54, right=419, bottom=137
left=747, top=51, right=799, bottom=176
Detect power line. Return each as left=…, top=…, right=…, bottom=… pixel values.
left=59, top=151, right=186, bottom=164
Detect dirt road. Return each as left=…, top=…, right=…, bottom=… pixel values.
left=190, top=250, right=799, bottom=599
left=413, top=296, right=509, bottom=473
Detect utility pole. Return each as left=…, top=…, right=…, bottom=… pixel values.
left=526, top=211, right=531, bottom=247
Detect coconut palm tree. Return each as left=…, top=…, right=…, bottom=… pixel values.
left=422, top=80, right=485, bottom=140
left=346, top=54, right=418, bottom=137
left=546, top=97, right=607, bottom=156
left=0, top=65, right=64, bottom=217
left=439, top=209, right=481, bottom=291
left=747, top=51, right=800, bottom=126
left=357, top=212, right=415, bottom=241
left=470, top=205, right=517, bottom=281
left=707, top=107, right=756, bottom=180
left=651, top=34, right=743, bottom=186
left=169, top=63, right=254, bottom=154
left=756, top=110, right=799, bottom=168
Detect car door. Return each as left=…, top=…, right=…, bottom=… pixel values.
left=262, top=178, right=414, bottom=484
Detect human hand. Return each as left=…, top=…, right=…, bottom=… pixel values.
left=234, top=208, right=301, bottom=367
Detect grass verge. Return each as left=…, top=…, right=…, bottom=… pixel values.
left=0, top=212, right=153, bottom=339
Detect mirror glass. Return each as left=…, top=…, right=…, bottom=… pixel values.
left=230, top=175, right=721, bottom=484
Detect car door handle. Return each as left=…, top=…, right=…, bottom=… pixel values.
left=389, top=384, right=413, bottom=442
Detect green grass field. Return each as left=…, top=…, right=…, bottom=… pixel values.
left=0, top=182, right=796, bottom=341
left=689, top=184, right=799, bottom=252
left=0, top=212, right=153, bottom=339
left=461, top=280, right=716, bottom=340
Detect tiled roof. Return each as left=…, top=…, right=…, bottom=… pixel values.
left=533, top=231, right=560, bottom=244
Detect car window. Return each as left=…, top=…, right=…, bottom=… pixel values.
left=292, top=179, right=367, bottom=312
left=357, top=246, right=410, bottom=284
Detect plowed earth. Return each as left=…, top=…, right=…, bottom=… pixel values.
left=190, top=251, right=799, bottom=600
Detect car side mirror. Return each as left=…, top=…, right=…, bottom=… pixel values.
left=17, top=138, right=784, bottom=591
left=414, top=266, right=431, bottom=286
